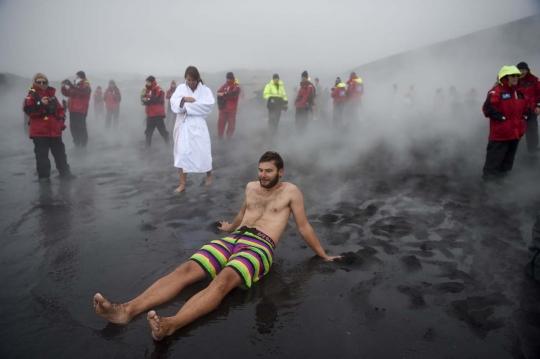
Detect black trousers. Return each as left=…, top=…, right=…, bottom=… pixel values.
left=105, top=109, right=120, bottom=129
left=525, top=114, right=539, bottom=154
left=33, top=137, right=71, bottom=178
left=295, top=108, right=309, bottom=132
left=482, top=139, right=519, bottom=179
left=333, top=102, right=346, bottom=124
left=268, top=109, right=282, bottom=135
left=145, top=116, right=169, bottom=146
left=69, top=112, right=88, bottom=147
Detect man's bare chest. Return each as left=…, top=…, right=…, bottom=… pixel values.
left=246, top=189, right=288, bottom=214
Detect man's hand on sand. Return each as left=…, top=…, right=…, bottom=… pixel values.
left=325, top=255, right=343, bottom=262
left=218, top=221, right=233, bottom=231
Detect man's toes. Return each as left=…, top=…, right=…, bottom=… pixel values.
left=147, top=310, right=157, bottom=321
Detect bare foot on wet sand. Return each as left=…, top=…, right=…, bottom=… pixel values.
left=93, top=293, right=131, bottom=325
left=173, top=184, right=186, bottom=193
left=205, top=176, right=212, bottom=187
left=147, top=310, right=174, bottom=341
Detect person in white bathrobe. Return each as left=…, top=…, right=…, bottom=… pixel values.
left=170, top=66, right=215, bottom=193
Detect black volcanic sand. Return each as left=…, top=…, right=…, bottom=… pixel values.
left=2, top=117, right=540, bottom=359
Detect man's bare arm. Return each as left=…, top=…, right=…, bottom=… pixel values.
left=290, top=186, right=341, bottom=261
left=218, top=185, right=248, bottom=232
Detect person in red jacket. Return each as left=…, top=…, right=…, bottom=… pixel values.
left=104, top=80, right=122, bottom=129
left=165, top=80, right=177, bottom=130
left=294, top=71, right=315, bottom=132
left=142, top=76, right=169, bottom=147
left=346, top=72, right=364, bottom=117
left=482, top=66, right=531, bottom=182
left=217, top=72, right=241, bottom=140
left=331, top=77, right=347, bottom=125
left=93, top=86, right=105, bottom=120
left=61, top=71, right=91, bottom=148
left=517, top=62, right=540, bottom=155
left=23, top=73, right=74, bottom=183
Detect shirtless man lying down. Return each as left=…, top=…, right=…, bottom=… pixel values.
left=93, top=151, right=342, bottom=340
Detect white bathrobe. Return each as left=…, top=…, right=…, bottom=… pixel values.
left=170, top=82, right=215, bottom=172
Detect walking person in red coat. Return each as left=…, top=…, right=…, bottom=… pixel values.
left=294, top=71, right=315, bottom=132
left=331, top=77, right=347, bottom=126
left=103, top=80, right=121, bottom=129
left=517, top=62, right=540, bottom=155
left=142, top=76, right=169, bottom=147
left=217, top=72, right=241, bottom=140
left=61, top=71, right=91, bottom=148
left=24, top=73, right=74, bottom=183
left=93, top=86, right=105, bottom=121
left=482, top=66, right=531, bottom=182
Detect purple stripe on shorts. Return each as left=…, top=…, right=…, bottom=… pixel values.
left=235, top=237, right=274, bottom=258
left=200, top=249, right=222, bottom=274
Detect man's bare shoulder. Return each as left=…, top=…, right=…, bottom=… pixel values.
left=246, top=181, right=259, bottom=191
left=281, top=182, right=301, bottom=197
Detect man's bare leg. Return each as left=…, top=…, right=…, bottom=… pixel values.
left=205, top=171, right=212, bottom=186
left=94, top=261, right=206, bottom=325
left=147, top=267, right=242, bottom=340
left=173, top=168, right=187, bottom=193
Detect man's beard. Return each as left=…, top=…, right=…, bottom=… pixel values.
left=259, top=175, right=279, bottom=189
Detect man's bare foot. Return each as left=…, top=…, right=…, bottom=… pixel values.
left=205, top=176, right=212, bottom=187
left=93, top=293, right=132, bottom=325
left=147, top=310, right=175, bottom=341
left=173, top=184, right=186, bottom=193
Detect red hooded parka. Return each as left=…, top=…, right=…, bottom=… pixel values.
left=143, top=81, right=166, bottom=118
left=24, top=85, right=66, bottom=138
left=482, top=77, right=529, bottom=141
left=61, top=79, right=91, bottom=115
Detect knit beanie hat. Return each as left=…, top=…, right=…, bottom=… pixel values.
left=146, top=76, right=156, bottom=83
left=272, top=74, right=280, bottom=79
left=226, top=72, right=235, bottom=79
left=76, top=71, right=86, bottom=79
left=517, top=62, right=530, bottom=71
left=33, top=72, right=48, bottom=84
left=301, top=70, right=308, bottom=78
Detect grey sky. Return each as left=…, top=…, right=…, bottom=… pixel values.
left=1, top=0, right=539, bottom=79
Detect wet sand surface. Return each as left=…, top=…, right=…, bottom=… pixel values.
left=2, top=114, right=540, bottom=358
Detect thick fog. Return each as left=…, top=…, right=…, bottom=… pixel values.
left=0, top=0, right=539, bottom=78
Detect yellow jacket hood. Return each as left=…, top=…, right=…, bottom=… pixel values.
left=498, top=66, right=521, bottom=84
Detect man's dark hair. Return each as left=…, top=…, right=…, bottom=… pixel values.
left=185, top=66, right=204, bottom=84
left=259, top=151, right=284, bottom=171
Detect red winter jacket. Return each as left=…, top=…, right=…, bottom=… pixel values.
left=93, top=89, right=104, bottom=110
left=24, top=85, right=66, bottom=138
left=142, top=81, right=165, bottom=118
left=61, top=79, right=91, bottom=115
left=295, top=81, right=315, bottom=109
left=346, top=76, right=364, bottom=102
left=520, top=72, right=540, bottom=111
left=482, top=78, right=529, bottom=141
left=331, top=84, right=348, bottom=105
left=104, top=86, right=122, bottom=111
left=218, top=80, right=241, bottom=113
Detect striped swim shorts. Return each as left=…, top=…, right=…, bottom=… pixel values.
left=190, top=226, right=275, bottom=289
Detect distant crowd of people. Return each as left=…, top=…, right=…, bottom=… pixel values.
left=22, top=61, right=540, bottom=186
